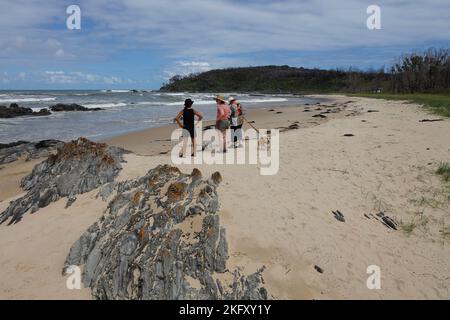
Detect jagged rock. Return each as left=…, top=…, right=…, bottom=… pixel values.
left=63, top=165, right=268, bottom=300
left=0, top=138, right=126, bottom=225
left=0, top=103, right=51, bottom=118
left=50, top=103, right=103, bottom=112
left=0, top=139, right=63, bottom=164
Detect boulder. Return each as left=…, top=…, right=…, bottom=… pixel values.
left=0, top=137, right=127, bottom=224
left=0, top=139, right=63, bottom=164
left=64, top=165, right=268, bottom=300
left=0, top=103, right=50, bottom=118
left=50, top=103, right=103, bottom=112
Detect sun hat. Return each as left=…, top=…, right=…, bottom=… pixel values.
left=214, top=95, right=226, bottom=103
left=228, top=96, right=237, bottom=103
left=184, top=98, right=194, bottom=107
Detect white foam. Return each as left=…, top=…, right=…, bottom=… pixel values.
left=31, top=107, right=49, bottom=112
left=161, top=92, right=186, bottom=96
left=83, top=102, right=127, bottom=109
left=238, top=98, right=289, bottom=103
left=147, top=97, right=288, bottom=107
left=0, top=97, right=56, bottom=103
left=101, top=90, right=130, bottom=93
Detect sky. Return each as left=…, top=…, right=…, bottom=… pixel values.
left=0, top=0, right=449, bottom=90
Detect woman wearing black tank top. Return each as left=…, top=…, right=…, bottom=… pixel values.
left=174, top=99, right=203, bottom=157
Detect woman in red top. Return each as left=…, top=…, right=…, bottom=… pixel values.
left=215, top=95, right=231, bottom=153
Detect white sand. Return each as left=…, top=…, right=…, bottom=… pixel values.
left=0, top=95, right=449, bottom=299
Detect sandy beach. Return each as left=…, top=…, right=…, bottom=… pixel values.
left=0, top=95, right=449, bottom=299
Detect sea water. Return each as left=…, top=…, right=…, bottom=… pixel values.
left=0, top=90, right=323, bottom=143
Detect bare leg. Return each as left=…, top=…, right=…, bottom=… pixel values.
left=180, top=137, right=188, bottom=157
left=222, top=131, right=227, bottom=152
left=191, top=138, right=196, bottom=156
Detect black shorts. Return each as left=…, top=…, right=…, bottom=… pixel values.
left=182, top=127, right=196, bottom=138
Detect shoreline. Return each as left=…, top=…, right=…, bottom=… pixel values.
left=101, top=99, right=340, bottom=156
left=1, top=92, right=326, bottom=144
left=1, top=94, right=449, bottom=299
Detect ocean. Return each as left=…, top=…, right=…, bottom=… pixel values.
left=0, top=90, right=322, bottom=143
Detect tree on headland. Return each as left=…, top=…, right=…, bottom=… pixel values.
left=160, top=48, right=450, bottom=94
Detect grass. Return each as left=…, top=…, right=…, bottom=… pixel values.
left=347, top=93, right=450, bottom=117
left=436, top=162, right=450, bottom=182
left=400, top=221, right=417, bottom=235
left=399, top=215, right=429, bottom=236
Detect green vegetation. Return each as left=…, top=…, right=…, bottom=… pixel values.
left=160, top=65, right=390, bottom=94
left=436, top=163, right=450, bottom=182
left=160, top=48, right=450, bottom=117
left=399, top=216, right=429, bottom=236
left=400, top=221, right=417, bottom=235
left=348, top=93, right=450, bottom=117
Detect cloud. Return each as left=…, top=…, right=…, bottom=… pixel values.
left=2, top=0, right=450, bottom=60
left=0, top=71, right=28, bottom=83
left=42, top=71, right=123, bottom=84
left=77, top=0, right=450, bottom=57
left=0, top=0, right=449, bottom=88
left=164, top=61, right=212, bottom=79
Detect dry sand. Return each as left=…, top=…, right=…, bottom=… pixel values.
left=1, top=95, right=449, bottom=299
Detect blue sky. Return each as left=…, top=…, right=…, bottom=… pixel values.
left=0, top=0, right=449, bottom=90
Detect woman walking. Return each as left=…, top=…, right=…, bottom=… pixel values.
left=174, top=99, right=203, bottom=157
left=215, top=95, right=231, bottom=153
left=228, top=97, right=245, bottom=148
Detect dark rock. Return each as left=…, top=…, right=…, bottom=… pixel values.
left=343, top=134, right=355, bottom=137
left=312, top=114, right=327, bottom=119
left=63, top=165, right=268, bottom=300
left=375, top=212, right=397, bottom=230
left=35, top=109, right=51, bottom=116
left=0, top=140, right=30, bottom=150
left=0, top=103, right=51, bottom=118
left=50, top=103, right=103, bottom=112
left=381, top=216, right=397, bottom=230
left=0, top=139, right=63, bottom=164
left=0, top=137, right=126, bottom=225
left=332, top=210, right=345, bottom=222
left=367, top=110, right=379, bottom=113
left=314, top=265, right=324, bottom=273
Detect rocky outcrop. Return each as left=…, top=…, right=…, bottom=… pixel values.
left=0, top=137, right=126, bottom=225
left=50, top=103, right=103, bottom=112
left=0, top=139, right=63, bottom=164
left=63, top=165, right=268, bottom=300
left=0, top=103, right=51, bottom=118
